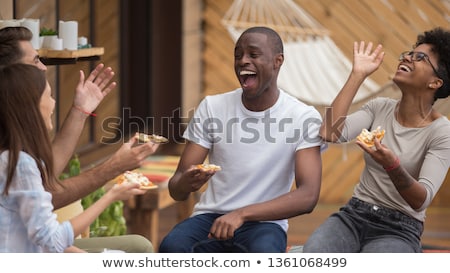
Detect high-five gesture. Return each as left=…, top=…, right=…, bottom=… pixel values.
left=352, top=41, right=384, bottom=77
left=73, top=63, right=117, bottom=114
left=320, top=41, right=385, bottom=142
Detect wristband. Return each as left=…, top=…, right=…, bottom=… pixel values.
left=73, top=105, right=97, bottom=117
left=383, top=157, right=400, bottom=171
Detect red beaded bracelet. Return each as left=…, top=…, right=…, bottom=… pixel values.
left=383, top=157, right=400, bottom=171
left=73, top=105, right=97, bottom=117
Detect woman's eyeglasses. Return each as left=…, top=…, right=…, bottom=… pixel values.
left=399, top=51, right=440, bottom=77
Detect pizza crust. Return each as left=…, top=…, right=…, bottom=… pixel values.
left=196, top=163, right=222, bottom=171
left=137, top=133, right=169, bottom=144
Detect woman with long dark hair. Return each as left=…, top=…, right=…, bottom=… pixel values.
left=0, top=64, right=146, bottom=252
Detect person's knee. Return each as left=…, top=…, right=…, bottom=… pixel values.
left=244, top=224, right=287, bottom=253
left=247, top=239, right=286, bottom=252
left=159, top=234, right=192, bottom=253
left=73, top=234, right=154, bottom=253
left=125, top=235, right=154, bottom=253
left=158, top=236, right=173, bottom=253
left=302, top=238, right=319, bottom=252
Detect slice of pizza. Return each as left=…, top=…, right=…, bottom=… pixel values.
left=356, top=126, right=385, bottom=147
left=116, top=170, right=157, bottom=190
left=196, top=163, right=222, bottom=171
left=137, top=133, right=169, bottom=144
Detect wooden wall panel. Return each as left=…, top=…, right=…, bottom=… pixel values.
left=0, top=0, right=13, bottom=19
left=182, top=0, right=203, bottom=120
left=93, top=0, right=120, bottom=144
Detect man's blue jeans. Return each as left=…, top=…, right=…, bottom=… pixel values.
left=159, top=213, right=287, bottom=253
left=303, top=197, right=423, bottom=253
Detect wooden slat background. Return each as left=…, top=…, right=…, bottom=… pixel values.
left=201, top=0, right=450, bottom=206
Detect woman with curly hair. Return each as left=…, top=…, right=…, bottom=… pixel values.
left=304, top=27, right=450, bottom=253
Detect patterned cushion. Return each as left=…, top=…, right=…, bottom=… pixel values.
left=137, top=155, right=180, bottom=184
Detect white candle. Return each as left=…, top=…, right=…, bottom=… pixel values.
left=21, top=19, right=40, bottom=49
left=0, top=19, right=22, bottom=29
left=59, top=20, right=78, bottom=50
left=78, top=36, right=88, bottom=46
left=50, top=38, right=63, bottom=50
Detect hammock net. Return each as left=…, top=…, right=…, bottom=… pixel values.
left=222, top=0, right=381, bottom=106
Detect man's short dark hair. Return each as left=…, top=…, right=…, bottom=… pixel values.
left=240, top=26, right=284, bottom=55
left=0, top=26, right=33, bottom=65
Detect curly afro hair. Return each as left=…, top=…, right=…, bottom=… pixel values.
left=415, top=27, right=450, bottom=100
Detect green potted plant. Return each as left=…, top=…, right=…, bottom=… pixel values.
left=39, top=27, right=58, bottom=49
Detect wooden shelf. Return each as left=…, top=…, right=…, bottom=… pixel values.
left=38, top=47, right=104, bottom=65
left=38, top=47, right=104, bottom=58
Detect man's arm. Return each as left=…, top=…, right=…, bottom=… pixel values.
left=50, top=136, right=159, bottom=209
left=52, top=64, right=116, bottom=175
left=208, top=146, right=322, bottom=240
